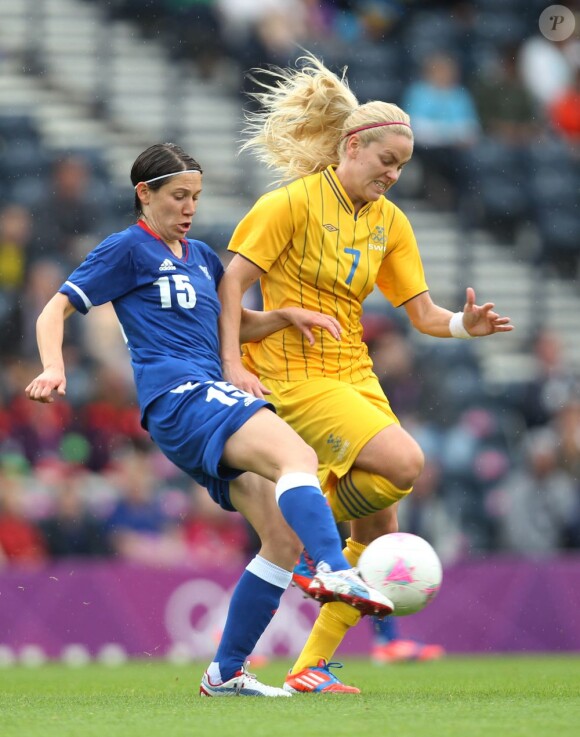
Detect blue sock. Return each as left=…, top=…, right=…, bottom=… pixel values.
left=211, top=556, right=290, bottom=682
left=276, top=472, right=349, bottom=571
left=373, top=615, right=398, bottom=643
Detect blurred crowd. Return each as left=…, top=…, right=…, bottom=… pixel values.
left=1, top=301, right=579, bottom=570
left=1, top=0, right=580, bottom=569
left=101, top=0, right=580, bottom=274
left=363, top=318, right=580, bottom=560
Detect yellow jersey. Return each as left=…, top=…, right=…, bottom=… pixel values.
left=228, top=165, right=428, bottom=382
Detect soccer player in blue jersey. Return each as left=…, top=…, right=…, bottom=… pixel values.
left=25, top=142, right=394, bottom=697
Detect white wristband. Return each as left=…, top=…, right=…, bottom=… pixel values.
left=449, top=311, right=472, bottom=339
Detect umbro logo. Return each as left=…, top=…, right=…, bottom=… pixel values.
left=198, top=265, right=211, bottom=280
left=323, top=224, right=338, bottom=232
left=159, top=258, right=176, bottom=271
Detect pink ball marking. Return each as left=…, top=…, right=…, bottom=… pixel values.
left=383, top=557, right=415, bottom=585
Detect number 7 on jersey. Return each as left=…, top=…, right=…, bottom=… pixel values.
left=344, top=247, right=360, bottom=285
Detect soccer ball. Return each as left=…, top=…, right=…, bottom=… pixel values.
left=358, top=533, right=442, bottom=616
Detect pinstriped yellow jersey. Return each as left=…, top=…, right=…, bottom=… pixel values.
left=228, top=165, right=428, bottom=382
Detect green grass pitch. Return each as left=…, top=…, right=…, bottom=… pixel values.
left=2, top=656, right=579, bottom=737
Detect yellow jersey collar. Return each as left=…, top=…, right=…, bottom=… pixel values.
left=322, top=166, right=373, bottom=218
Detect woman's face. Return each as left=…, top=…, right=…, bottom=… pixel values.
left=338, top=132, right=413, bottom=210
left=139, top=172, right=202, bottom=244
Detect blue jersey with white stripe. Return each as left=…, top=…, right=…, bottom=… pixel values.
left=59, top=221, right=225, bottom=424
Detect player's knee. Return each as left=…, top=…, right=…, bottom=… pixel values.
left=283, top=535, right=304, bottom=566
left=277, top=525, right=303, bottom=561
left=391, top=446, right=424, bottom=490
left=291, top=440, right=319, bottom=474
left=261, top=527, right=303, bottom=569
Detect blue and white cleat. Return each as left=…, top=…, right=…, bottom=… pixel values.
left=200, top=663, right=291, bottom=697
left=293, top=554, right=394, bottom=617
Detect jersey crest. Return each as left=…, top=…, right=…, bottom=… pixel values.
left=369, top=226, right=386, bottom=252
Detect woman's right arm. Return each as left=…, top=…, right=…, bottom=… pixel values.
left=217, top=254, right=270, bottom=397
left=25, top=293, right=77, bottom=403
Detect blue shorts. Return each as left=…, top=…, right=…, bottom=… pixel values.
left=145, top=380, right=272, bottom=511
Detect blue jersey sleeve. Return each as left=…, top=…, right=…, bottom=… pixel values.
left=196, top=240, right=224, bottom=288
left=59, top=231, right=138, bottom=314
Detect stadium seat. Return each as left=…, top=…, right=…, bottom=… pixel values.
left=344, top=43, right=405, bottom=104
left=469, top=138, right=530, bottom=238
left=525, top=139, right=580, bottom=273
left=0, top=115, right=40, bottom=143
left=472, top=10, right=528, bottom=46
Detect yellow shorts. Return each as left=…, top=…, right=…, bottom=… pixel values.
left=262, top=374, right=399, bottom=492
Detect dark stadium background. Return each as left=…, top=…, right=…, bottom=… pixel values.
left=0, top=0, right=579, bottom=663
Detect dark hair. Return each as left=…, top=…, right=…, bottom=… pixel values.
left=131, top=143, right=202, bottom=215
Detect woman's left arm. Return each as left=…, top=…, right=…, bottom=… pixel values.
left=404, top=287, right=513, bottom=338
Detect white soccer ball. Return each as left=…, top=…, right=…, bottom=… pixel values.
left=358, top=532, right=442, bottom=616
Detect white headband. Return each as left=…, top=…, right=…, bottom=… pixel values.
left=134, top=168, right=201, bottom=189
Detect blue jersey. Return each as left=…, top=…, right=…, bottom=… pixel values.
left=59, top=221, right=225, bottom=425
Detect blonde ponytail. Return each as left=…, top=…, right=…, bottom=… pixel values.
left=242, top=52, right=413, bottom=184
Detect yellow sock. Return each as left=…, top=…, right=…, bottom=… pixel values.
left=328, top=469, right=411, bottom=522
left=342, top=536, right=365, bottom=567
left=291, top=538, right=366, bottom=673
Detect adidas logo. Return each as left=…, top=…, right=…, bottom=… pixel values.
left=159, top=258, right=176, bottom=272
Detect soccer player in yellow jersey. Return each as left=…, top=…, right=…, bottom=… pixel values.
left=219, top=54, right=513, bottom=694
